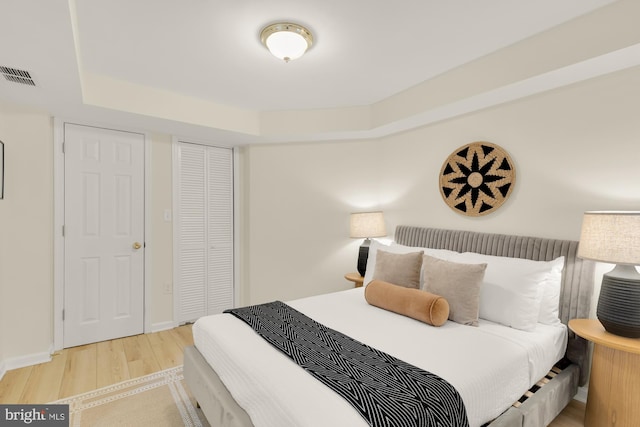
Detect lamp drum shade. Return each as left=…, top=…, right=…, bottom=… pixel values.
left=350, top=212, right=386, bottom=238
left=578, top=211, right=640, bottom=337
left=577, top=211, right=640, bottom=265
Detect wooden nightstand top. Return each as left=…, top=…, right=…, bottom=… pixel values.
left=344, top=272, right=364, bottom=288
left=570, top=318, right=640, bottom=426
left=569, top=318, right=640, bottom=355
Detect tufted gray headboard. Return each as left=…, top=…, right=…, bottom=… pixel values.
left=394, top=225, right=595, bottom=386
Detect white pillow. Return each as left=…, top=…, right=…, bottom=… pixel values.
left=389, top=242, right=459, bottom=262
left=363, top=241, right=459, bottom=288
left=537, top=256, right=565, bottom=325
left=389, top=243, right=460, bottom=289
left=456, top=252, right=560, bottom=331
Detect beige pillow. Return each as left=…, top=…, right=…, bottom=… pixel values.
left=372, top=249, right=424, bottom=289
left=422, top=255, right=487, bottom=326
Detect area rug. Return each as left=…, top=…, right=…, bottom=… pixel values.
left=53, top=366, right=209, bottom=427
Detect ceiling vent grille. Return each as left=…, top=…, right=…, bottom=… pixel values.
left=1, top=66, right=36, bottom=86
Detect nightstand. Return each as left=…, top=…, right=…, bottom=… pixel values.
left=568, top=318, right=640, bottom=427
left=344, top=272, right=364, bottom=288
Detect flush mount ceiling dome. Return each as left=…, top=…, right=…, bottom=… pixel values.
left=260, top=22, right=313, bottom=62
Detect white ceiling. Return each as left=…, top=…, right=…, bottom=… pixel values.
left=1, top=0, right=637, bottom=145
left=74, top=0, right=614, bottom=111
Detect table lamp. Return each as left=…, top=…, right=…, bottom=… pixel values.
left=577, top=211, right=640, bottom=337
left=350, top=212, right=387, bottom=276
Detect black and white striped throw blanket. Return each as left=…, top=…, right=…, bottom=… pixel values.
left=225, top=301, right=469, bottom=427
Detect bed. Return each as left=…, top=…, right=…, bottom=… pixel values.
left=184, top=225, right=595, bottom=427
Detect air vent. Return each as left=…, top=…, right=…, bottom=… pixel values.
left=0, top=66, right=36, bottom=86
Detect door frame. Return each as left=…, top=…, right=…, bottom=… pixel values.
left=53, top=118, right=152, bottom=351
left=171, top=136, right=240, bottom=326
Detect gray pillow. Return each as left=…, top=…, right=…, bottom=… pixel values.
left=423, top=254, right=487, bottom=326
left=372, top=249, right=424, bottom=289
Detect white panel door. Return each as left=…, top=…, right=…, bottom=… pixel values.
left=64, top=124, right=145, bottom=348
left=177, top=143, right=233, bottom=323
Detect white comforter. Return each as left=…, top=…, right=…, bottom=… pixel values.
left=193, top=288, right=567, bottom=427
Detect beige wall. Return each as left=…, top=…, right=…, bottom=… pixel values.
left=1, top=64, right=639, bottom=371
left=149, top=133, right=174, bottom=325
left=244, top=66, right=640, bottom=305
left=0, top=103, right=54, bottom=362
left=0, top=105, right=175, bottom=366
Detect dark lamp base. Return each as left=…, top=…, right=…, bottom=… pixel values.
left=596, top=264, right=640, bottom=338
left=357, top=239, right=372, bottom=277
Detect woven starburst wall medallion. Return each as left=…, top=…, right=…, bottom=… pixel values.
left=439, top=142, right=515, bottom=216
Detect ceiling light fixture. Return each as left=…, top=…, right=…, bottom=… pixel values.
left=260, top=22, right=313, bottom=62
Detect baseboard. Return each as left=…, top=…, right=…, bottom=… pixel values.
left=3, top=350, right=52, bottom=373
left=151, top=321, right=175, bottom=333
left=0, top=360, right=6, bottom=382
left=575, top=386, right=588, bottom=403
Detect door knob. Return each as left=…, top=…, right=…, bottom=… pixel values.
left=133, top=242, right=142, bottom=250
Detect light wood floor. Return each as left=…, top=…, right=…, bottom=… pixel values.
left=0, top=323, right=585, bottom=425
left=0, top=324, right=193, bottom=404
left=549, top=399, right=586, bottom=427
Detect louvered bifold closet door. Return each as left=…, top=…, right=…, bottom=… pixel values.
left=178, top=143, right=207, bottom=322
left=207, top=147, right=234, bottom=315
left=177, top=143, right=233, bottom=323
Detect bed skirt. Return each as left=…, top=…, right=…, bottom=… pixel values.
left=184, top=345, right=580, bottom=427
left=183, top=346, right=253, bottom=427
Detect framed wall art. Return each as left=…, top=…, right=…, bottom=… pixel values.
left=0, top=140, right=3, bottom=199
left=439, top=141, right=515, bottom=216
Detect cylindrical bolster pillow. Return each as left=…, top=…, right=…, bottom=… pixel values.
left=364, top=280, right=450, bottom=327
